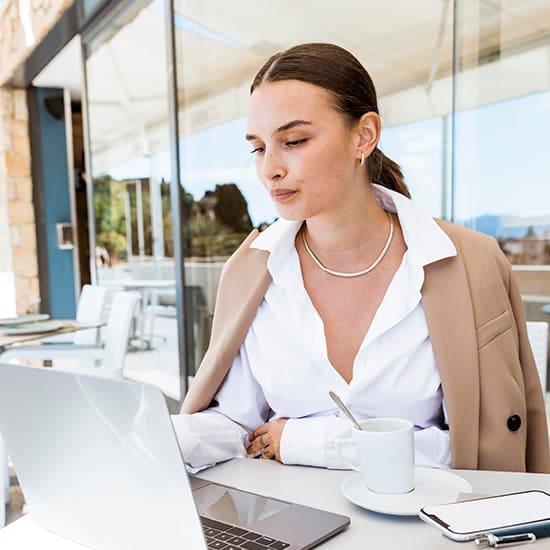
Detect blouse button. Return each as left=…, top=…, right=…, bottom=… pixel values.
left=507, top=414, right=521, bottom=432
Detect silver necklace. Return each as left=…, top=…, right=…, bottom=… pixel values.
left=302, top=211, right=394, bottom=278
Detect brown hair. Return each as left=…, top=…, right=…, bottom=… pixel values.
left=251, top=43, right=410, bottom=198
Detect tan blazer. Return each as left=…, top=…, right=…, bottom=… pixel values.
left=182, top=221, right=550, bottom=473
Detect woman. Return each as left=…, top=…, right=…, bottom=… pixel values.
left=173, top=43, right=550, bottom=473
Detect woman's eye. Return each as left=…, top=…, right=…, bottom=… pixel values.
left=286, top=138, right=308, bottom=147
left=250, top=147, right=264, bottom=155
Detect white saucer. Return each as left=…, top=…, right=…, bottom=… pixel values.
left=0, top=320, right=65, bottom=335
left=0, top=313, right=49, bottom=326
left=341, top=467, right=472, bottom=516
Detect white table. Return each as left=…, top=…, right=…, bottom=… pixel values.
left=0, top=321, right=103, bottom=353
left=1, top=459, right=550, bottom=548
left=99, top=279, right=176, bottom=292
left=100, top=280, right=176, bottom=349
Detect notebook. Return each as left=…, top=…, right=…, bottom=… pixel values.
left=0, top=363, right=349, bottom=549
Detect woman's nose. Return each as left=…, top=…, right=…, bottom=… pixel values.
left=261, top=150, right=286, bottom=181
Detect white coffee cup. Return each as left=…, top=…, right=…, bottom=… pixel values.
left=335, top=417, right=415, bottom=494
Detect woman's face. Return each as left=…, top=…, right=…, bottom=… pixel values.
left=246, top=80, right=367, bottom=221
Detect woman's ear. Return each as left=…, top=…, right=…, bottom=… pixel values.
left=356, top=112, right=381, bottom=161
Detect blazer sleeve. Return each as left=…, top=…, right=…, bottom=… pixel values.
left=180, top=230, right=271, bottom=414
left=506, top=259, right=550, bottom=473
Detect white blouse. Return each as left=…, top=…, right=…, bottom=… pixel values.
left=172, top=185, right=457, bottom=472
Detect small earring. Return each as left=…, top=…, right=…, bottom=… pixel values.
left=360, top=153, right=365, bottom=166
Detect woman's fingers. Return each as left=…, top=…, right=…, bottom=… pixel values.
left=247, top=424, right=275, bottom=457
left=247, top=435, right=264, bottom=456
left=247, top=419, right=288, bottom=462
left=252, top=423, right=270, bottom=439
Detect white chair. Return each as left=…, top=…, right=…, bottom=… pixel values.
left=40, top=284, right=108, bottom=346
left=0, top=291, right=140, bottom=377
left=526, top=321, right=548, bottom=393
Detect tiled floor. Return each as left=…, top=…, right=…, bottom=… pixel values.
left=123, top=314, right=182, bottom=400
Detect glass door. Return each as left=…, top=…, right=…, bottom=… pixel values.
left=84, top=0, right=182, bottom=400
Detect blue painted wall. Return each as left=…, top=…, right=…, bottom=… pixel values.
left=36, top=88, right=76, bottom=318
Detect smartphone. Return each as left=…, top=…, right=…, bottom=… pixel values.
left=419, top=490, right=550, bottom=541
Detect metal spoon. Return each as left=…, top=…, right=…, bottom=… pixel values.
left=328, top=391, right=364, bottom=431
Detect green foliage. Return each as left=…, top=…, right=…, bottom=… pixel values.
left=213, top=183, right=253, bottom=233
left=94, top=176, right=119, bottom=233
left=94, top=176, right=127, bottom=258
left=93, top=175, right=253, bottom=260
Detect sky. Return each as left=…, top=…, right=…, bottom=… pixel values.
left=104, top=2, right=550, bottom=238
left=381, top=89, right=550, bottom=224
left=106, top=89, right=550, bottom=237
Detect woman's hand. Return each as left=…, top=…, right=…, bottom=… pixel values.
left=247, top=418, right=288, bottom=462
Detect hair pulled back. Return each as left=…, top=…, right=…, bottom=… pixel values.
left=251, top=43, right=410, bottom=198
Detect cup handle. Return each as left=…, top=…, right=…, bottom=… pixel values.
left=334, top=437, right=360, bottom=471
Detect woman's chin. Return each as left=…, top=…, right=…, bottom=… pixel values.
left=273, top=205, right=304, bottom=221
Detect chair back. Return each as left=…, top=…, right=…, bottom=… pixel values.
left=102, top=291, right=140, bottom=374
left=526, top=321, right=548, bottom=392
left=73, top=284, right=108, bottom=345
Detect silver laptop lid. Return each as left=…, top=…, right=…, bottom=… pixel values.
left=0, top=364, right=207, bottom=550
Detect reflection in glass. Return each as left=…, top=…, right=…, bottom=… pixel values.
left=194, top=484, right=290, bottom=528
left=85, top=0, right=180, bottom=399
left=78, top=0, right=549, bottom=402
left=453, top=1, right=550, bottom=266
left=381, top=117, right=447, bottom=218
left=454, top=92, right=550, bottom=266
left=174, top=0, right=454, bottom=374
left=453, top=0, right=550, bottom=385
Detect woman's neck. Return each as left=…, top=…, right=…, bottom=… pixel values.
left=302, top=189, right=390, bottom=259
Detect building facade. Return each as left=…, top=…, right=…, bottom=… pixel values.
left=1, top=2, right=67, bottom=315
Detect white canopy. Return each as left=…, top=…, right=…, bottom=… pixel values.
left=33, top=0, right=550, bottom=172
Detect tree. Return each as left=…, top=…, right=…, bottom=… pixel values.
left=93, top=175, right=127, bottom=261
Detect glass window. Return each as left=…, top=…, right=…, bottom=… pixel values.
left=82, top=0, right=549, bottom=398
left=453, top=1, right=550, bottom=254
left=453, top=0, right=550, bottom=387
left=381, top=116, right=448, bottom=217
left=173, top=0, right=453, bottom=373
left=85, top=0, right=181, bottom=399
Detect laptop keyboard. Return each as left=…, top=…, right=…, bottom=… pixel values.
left=201, top=516, right=290, bottom=550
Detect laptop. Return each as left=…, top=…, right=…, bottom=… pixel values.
left=0, top=363, right=349, bottom=549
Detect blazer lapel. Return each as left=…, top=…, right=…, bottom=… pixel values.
left=181, top=230, right=272, bottom=413
left=422, top=254, right=480, bottom=469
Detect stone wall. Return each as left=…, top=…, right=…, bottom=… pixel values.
left=0, top=0, right=73, bottom=86
left=0, top=0, right=73, bottom=314
left=0, top=88, right=39, bottom=314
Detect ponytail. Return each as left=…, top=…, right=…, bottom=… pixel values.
left=368, top=148, right=410, bottom=198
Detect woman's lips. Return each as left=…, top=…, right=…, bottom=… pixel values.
left=271, top=189, right=297, bottom=202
